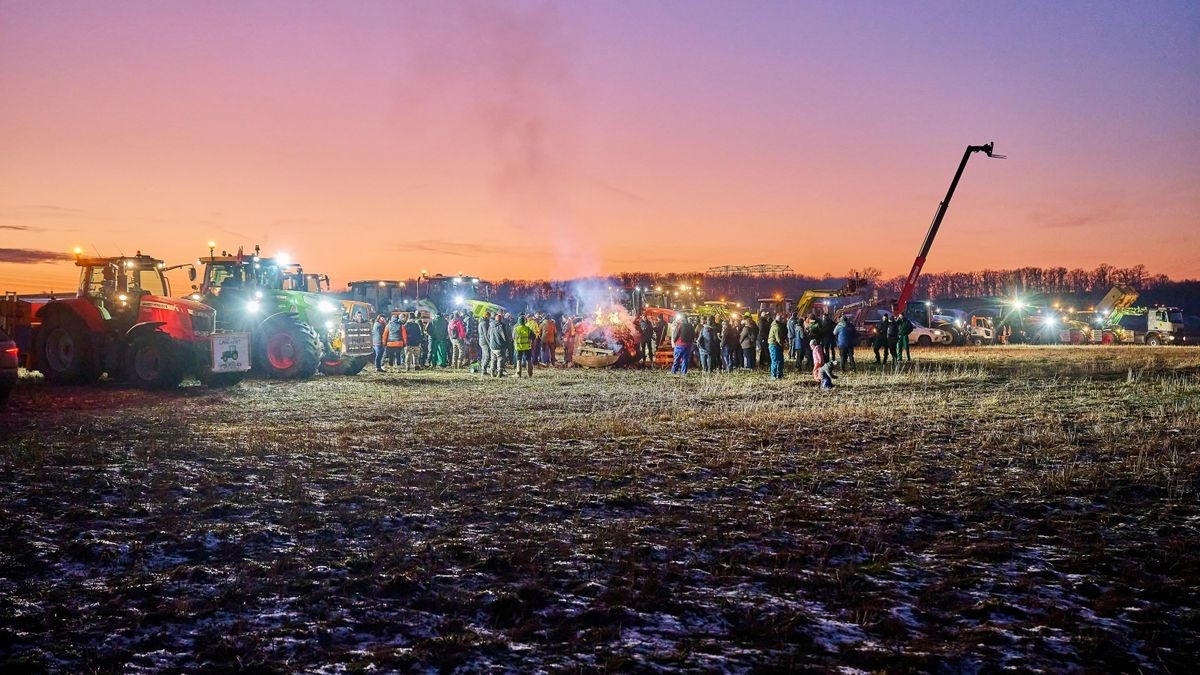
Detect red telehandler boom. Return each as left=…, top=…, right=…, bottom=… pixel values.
left=894, top=142, right=1004, bottom=317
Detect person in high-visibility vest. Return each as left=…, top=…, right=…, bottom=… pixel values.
left=382, top=312, right=405, bottom=367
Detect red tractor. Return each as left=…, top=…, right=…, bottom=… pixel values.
left=0, top=252, right=251, bottom=389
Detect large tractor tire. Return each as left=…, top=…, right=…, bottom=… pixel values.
left=1145, top=333, right=1162, bottom=347
left=319, top=354, right=370, bottom=376
left=125, top=331, right=184, bottom=389
left=254, top=316, right=321, bottom=379
left=916, top=335, right=932, bottom=347
left=35, top=312, right=101, bottom=384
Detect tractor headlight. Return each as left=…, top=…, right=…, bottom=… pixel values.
left=190, top=293, right=203, bottom=301
left=318, top=300, right=337, bottom=313
left=933, top=330, right=942, bottom=337
left=118, top=294, right=128, bottom=303
left=454, top=294, right=464, bottom=306
left=325, top=320, right=336, bottom=330
left=246, top=300, right=261, bottom=313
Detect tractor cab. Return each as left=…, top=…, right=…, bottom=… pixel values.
left=75, top=254, right=171, bottom=325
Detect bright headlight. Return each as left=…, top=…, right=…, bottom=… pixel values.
left=454, top=295, right=464, bottom=306
left=318, top=300, right=337, bottom=313
left=325, top=320, right=335, bottom=329
left=246, top=300, right=261, bottom=313
left=190, top=293, right=202, bottom=301
left=933, top=330, right=942, bottom=336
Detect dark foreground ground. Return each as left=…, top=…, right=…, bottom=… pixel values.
left=1, top=347, right=1198, bottom=672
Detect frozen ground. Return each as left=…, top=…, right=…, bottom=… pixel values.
left=1, top=346, right=1197, bottom=671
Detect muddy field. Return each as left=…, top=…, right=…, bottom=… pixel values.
left=1, top=346, right=1198, bottom=672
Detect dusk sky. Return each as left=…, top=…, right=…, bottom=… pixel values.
left=1, top=0, right=1197, bottom=294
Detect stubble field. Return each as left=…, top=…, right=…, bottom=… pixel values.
left=1, top=346, right=1198, bottom=672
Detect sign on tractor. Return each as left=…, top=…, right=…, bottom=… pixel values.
left=211, top=333, right=251, bottom=373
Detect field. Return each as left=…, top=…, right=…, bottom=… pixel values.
left=1, top=346, right=1198, bottom=672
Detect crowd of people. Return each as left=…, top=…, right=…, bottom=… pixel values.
left=372, top=310, right=580, bottom=377
left=369, top=307, right=918, bottom=389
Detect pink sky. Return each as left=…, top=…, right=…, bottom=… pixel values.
left=2, top=1, right=1197, bottom=294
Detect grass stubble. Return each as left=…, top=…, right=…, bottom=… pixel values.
left=0, top=346, right=1197, bottom=672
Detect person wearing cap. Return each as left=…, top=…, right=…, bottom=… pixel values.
left=514, top=313, right=536, bottom=377
left=768, top=312, right=786, bottom=380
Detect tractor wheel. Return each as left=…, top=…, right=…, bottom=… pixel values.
left=971, top=337, right=984, bottom=346
left=199, top=371, right=245, bottom=388
left=254, top=316, right=320, bottom=379
left=35, top=312, right=100, bottom=384
left=125, top=331, right=184, bottom=389
left=319, top=354, right=370, bottom=376
left=916, top=335, right=932, bottom=347
left=1146, top=334, right=1161, bottom=347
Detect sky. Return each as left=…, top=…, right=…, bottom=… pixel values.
left=1, top=0, right=1198, bottom=294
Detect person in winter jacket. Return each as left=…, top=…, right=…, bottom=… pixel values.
left=639, top=315, right=655, bottom=363
left=486, top=313, right=507, bottom=376
left=885, top=314, right=901, bottom=363
left=540, top=316, right=557, bottom=365
left=384, top=312, right=406, bottom=368
left=820, top=314, right=837, bottom=366
left=478, top=313, right=492, bottom=376
left=402, top=314, right=424, bottom=371
left=834, top=315, right=857, bottom=371
left=514, top=314, right=536, bottom=377
left=697, top=317, right=717, bottom=373
left=873, top=314, right=892, bottom=362
left=429, top=313, right=450, bottom=368
left=895, top=314, right=914, bottom=361
left=525, top=314, right=542, bottom=365
left=811, top=339, right=835, bottom=389
left=768, top=313, right=786, bottom=380
left=758, top=311, right=772, bottom=370
left=654, top=315, right=669, bottom=347
left=790, top=313, right=809, bottom=372
left=670, top=315, right=696, bottom=376
left=739, top=319, right=756, bottom=369
left=720, top=319, right=738, bottom=372
left=372, top=314, right=388, bottom=372
left=448, top=312, right=467, bottom=368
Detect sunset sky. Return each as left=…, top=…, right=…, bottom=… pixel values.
left=1, top=1, right=1197, bottom=294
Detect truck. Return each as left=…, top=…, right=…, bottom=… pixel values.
left=197, top=247, right=374, bottom=378
left=1091, top=287, right=1191, bottom=346
left=0, top=252, right=250, bottom=389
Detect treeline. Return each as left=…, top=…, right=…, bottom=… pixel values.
left=482, top=264, right=1200, bottom=312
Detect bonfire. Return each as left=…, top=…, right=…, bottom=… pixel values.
left=574, top=303, right=643, bottom=367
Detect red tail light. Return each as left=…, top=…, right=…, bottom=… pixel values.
left=4, top=347, right=17, bottom=356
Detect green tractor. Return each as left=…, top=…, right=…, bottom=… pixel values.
left=196, top=247, right=374, bottom=379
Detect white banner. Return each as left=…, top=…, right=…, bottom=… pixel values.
left=210, top=333, right=251, bottom=372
